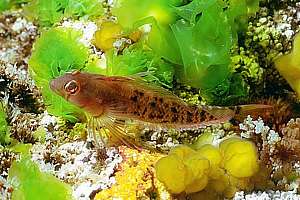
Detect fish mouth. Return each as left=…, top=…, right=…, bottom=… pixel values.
left=49, top=80, right=59, bottom=93
left=49, top=79, right=65, bottom=97
left=50, top=79, right=70, bottom=101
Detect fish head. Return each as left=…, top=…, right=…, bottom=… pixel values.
left=50, top=71, right=105, bottom=116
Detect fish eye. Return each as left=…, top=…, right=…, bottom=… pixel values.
left=64, top=80, right=80, bottom=95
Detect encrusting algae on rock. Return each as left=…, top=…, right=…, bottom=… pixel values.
left=94, top=147, right=169, bottom=200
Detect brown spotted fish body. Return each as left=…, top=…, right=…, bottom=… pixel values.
left=50, top=71, right=271, bottom=147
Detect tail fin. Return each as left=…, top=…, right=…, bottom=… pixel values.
left=203, top=104, right=273, bottom=123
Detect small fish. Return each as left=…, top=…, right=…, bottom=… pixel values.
left=50, top=71, right=272, bottom=148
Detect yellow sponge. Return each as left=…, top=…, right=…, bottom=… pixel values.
left=156, top=145, right=210, bottom=194
left=220, top=138, right=259, bottom=178
left=155, top=154, right=187, bottom=194
left=275, top=33, right=300, bottom=98
left=94, top=21, right=123, bottom=52
left=184, top=153, right=210, bottom=193
left=169, top=144, right=196, bottom=159
left=197, top=144, right=222, bottom=166
left=155, top=137, right=259, bottom=196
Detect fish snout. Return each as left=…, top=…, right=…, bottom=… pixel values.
left=49, top=79, right=57, bottom=92
left=49, top=79, right=62, bottom=95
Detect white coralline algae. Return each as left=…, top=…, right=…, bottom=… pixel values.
left=61, top=20, right=98, bottom=47
left=239, top=115, right=281, bottom=145
left=0, top=175, right=12, bottom=200
left=234, top=190, right=300, bottom=200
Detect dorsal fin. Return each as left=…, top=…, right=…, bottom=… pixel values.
left=95, top=74, right=185, bottom=103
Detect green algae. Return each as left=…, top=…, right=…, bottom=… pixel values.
left=105, top=43, right=174, bottom=88
left=172, top=0, right=232, bottom=89
left=0, top=0, right=10, bottom=12
left=201, top=73, right=249, bottom=105
left=29, top=27, right=99, bottom=122
left=68, top=122, right=87, bottom=140
left=111, top=0, right=262, bottom=105
left=112, top=0, right=180, bottom=29
left=8, top=157, right=73, bottom=200
left=10, top=143, right=32, bottom=156
left=32, top=126, right=46, bottom=143
left=0, top=103, right=11, bottom=146
left=64, top=0, right=104, bottom=19
left=0, top=0, right=28, bottom=12
left=23, top=0, right=68, bottom=26
left=23, top=0, right=103, bottom=26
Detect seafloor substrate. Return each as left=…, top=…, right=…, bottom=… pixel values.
left=1, top=0, right=300, bottom=200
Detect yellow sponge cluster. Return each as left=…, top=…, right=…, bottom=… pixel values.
left=94, top=21, right=123, bottom=52
left=155, top=137, right=259, bottom=197
left=275, top=33, right=300, bottom=98
left=94, top=21, right=142, bottom=52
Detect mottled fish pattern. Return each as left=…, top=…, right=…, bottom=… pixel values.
left=50, top=71, right=272, bottom=147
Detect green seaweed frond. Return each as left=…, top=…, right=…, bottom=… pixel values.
left=64, top=0, right=104, bottom=19
left=105, top=43, right=175, bottom=88
left=0, top=102, right=11, bottom=146
left=23, top=0, right=68, bottom=26
left=29, top=27, right=99, bottom=122
left=23, top=0, right=103, bottom=26
left=112, top=0, right=262, bottom=104
left=171, top=0, right=232, bottom=89
left=8, top=157, right=73, bottom=200
left=0, top=0, right=10, bottom=12
left=0, top=0, right=29, bottom=12
left=201, top=73, right=249, bottom=105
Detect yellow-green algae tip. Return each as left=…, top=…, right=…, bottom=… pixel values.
left=95, top=147, right=169, bottom=200
left=155, top=136, right=259, bottom=198
left=275, top=33, right=300, bottom=98
left=94, top=21, right=123, bottom=52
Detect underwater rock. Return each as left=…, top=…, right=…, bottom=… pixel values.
left=0, top=63, right=43, bottom=114
left=9, top=112, right=41, bottom=143
left=233, top=190, right=300, bottom=200
left=0, top=11, right=37, bottom=66
left=0, top=11, right=43, bottom=114
left=0, top=175, right=13, bottom=200
left=238, top=116, right=300, bottom=192
left=280, top=118, right=300, bottom=161
left=0, top=149, right=18, bottom=178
